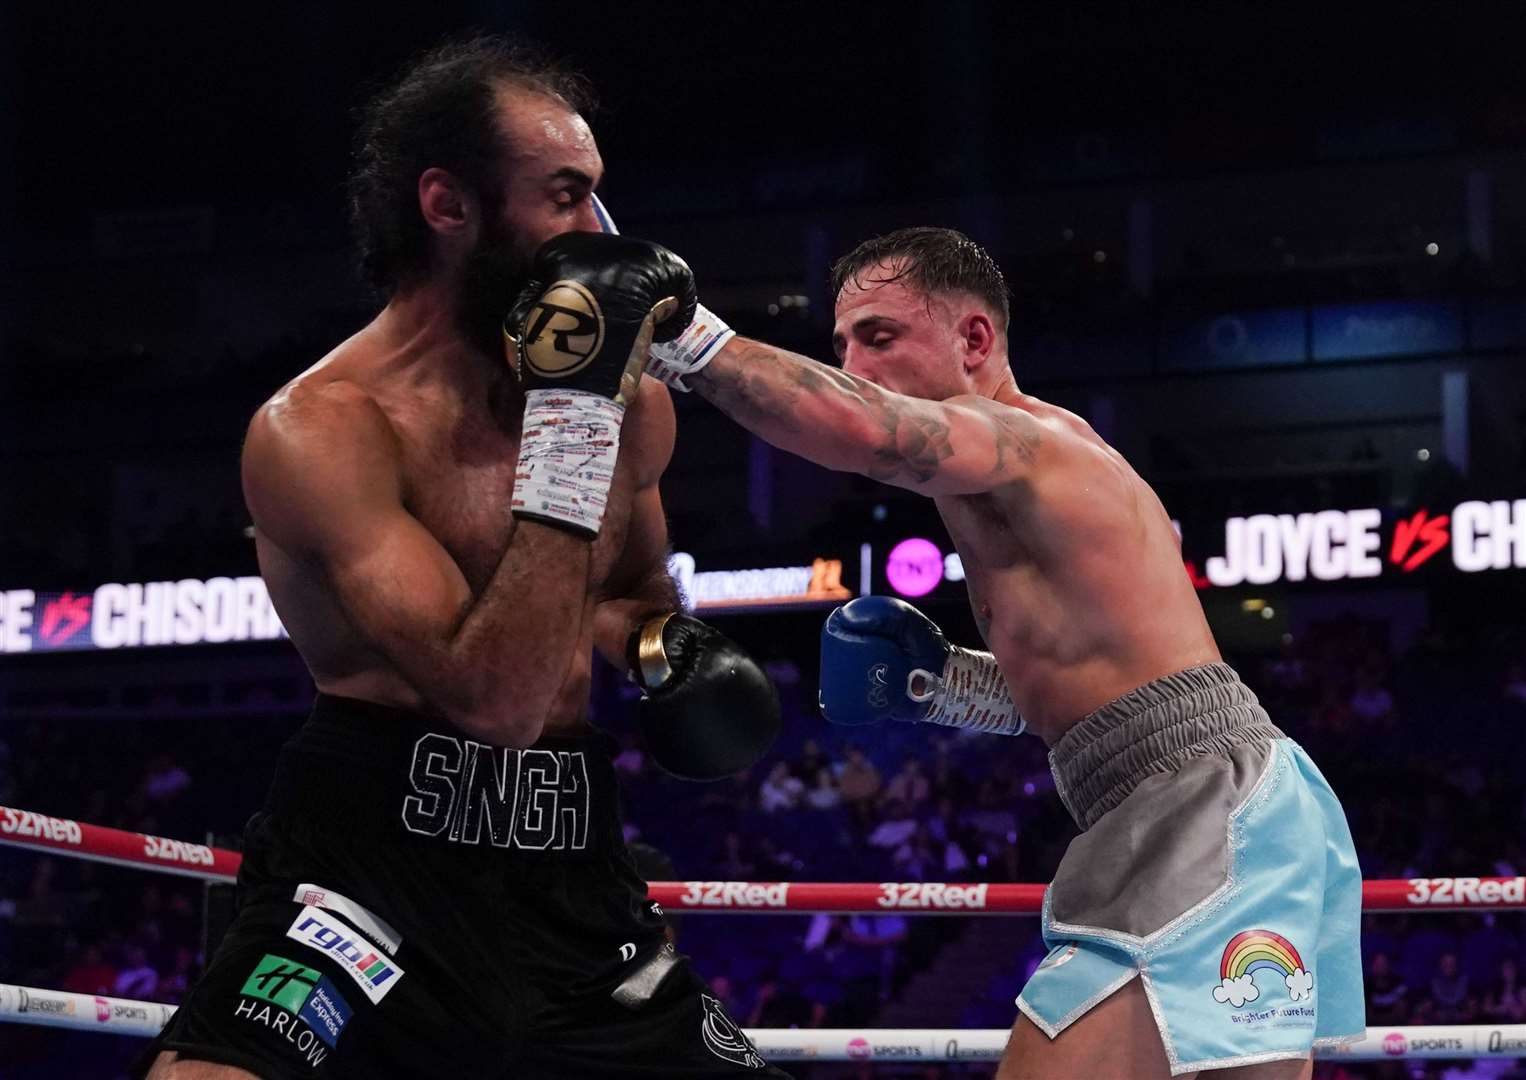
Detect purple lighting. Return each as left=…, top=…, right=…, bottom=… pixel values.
left=885, top=538, right=943, bottom=598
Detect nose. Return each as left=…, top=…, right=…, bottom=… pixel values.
left=573, top=201, right=604, bottom=234
left=840, top=345, right=874, bottom=382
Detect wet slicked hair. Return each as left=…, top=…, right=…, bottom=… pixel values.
left=348, top=33, right=594, bottom=293
left=830, top=227, right=1010, bottom=331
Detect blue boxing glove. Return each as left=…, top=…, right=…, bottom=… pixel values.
left=819, top=596, right=1026, bottom=736
left=819, top=596, right=949, bottom=725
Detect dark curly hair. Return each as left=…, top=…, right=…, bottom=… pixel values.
left=830, top=227, right=1010, bottom=331
left=348, top=34, right=594, bottom=293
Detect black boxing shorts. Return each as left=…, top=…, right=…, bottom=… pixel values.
left=132, top=694, right=786, bottom=1079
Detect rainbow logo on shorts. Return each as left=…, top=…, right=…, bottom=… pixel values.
left=1211, top=929, right=1314, bottom=1008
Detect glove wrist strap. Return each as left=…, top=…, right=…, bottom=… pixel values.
left=633, top=612, right=678, bottom=690
left=511, top=389, right=623, bottom=535
left=647, top=302, right=735, bottom=391
left=920, top=646, right=1026, bottom=736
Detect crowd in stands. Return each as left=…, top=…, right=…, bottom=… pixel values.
left=2, top=611, right=1525, bottom=1077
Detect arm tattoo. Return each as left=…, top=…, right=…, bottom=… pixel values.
left=865, top=399, right=954, bottom=484
left=698, top=340, right=1036, bottom=488
left=701, top=342, right=958, bottom=483
left=988, top=412, right=1042, bottom=478
left=696, top=344, right=810, bottom=434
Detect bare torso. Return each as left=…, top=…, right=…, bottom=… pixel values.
left=935, top=393, right=1220, bottom=741
left=250, top=322, right=659, bottom=737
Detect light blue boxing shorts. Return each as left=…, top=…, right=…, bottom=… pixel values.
left=1016, top=664, right=1365, bottom=1075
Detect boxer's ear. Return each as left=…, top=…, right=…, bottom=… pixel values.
left=418, top=167, right=473, bottom=236
left=957, top=311, right=997, bottom=374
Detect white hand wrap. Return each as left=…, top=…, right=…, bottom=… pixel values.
left=586, top=193, right=731, bottom=392
left=910, top=646, right=1026, bottom=736
left=511, top=389, right=624, bottom=536
left=646, top=302, right=735, bottom=391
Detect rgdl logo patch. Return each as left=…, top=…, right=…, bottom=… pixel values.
left=286, top=906, right=403, bottom=1003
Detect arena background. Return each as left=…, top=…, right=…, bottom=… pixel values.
left=2, top=4, right=1526, bottom=1077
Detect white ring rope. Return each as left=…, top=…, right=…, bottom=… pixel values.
left=0, top=985, right=1519, bottom=1062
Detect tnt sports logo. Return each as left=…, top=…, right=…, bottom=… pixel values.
left=286, top=907, right=403, bottom=1004
left=1383, top=1032, right=1407, bottom=1055
left=884, top=538, right=945, bottom=598
left=521, top=280, right=605, bottom=378
left=1211, top=929, right=1313, bottom=1009
left=847, top=1037, right=872, bottom=1060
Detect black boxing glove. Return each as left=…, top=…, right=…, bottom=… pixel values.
left=627, top=613, right=781, bottom=781
left=505, top=233, right=697, bottom=536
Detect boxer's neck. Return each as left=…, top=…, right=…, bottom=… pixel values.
left=375, top=278, right=507, bottom=396
left=980, top=357, right=1021, bottom=404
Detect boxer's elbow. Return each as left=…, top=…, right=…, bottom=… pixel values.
left=436, top=669, right=546, bottom=747
left=481, top=714, right=546, bottom=749
left=447, top=696, right=545, bottom=749
left=815, top=395, right=888, bottom=475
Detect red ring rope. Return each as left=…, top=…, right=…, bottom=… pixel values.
left=3, top=805, right=1521, bottom=914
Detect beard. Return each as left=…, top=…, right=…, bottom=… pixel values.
left=456, top=214, right=536, bottom=360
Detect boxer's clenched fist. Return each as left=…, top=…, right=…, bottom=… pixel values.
left=626, top=612, right=781, bottom=781
left=819, top=595, right=953, bottom=725
left=505, top=233, right=696, bottom=536
left=819, top=595, right=1024, bottom=735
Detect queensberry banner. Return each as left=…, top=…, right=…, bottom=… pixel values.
left=0, top=577, right=287, bottom=655
left=667, top=551, right=857, bottom=613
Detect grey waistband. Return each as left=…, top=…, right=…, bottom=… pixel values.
left=1048, top=663, right=1283, bottom=831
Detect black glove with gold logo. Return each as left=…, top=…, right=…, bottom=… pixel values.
left=503, top=233, right=696, bottom=536
left=628, top=613, right=782, bottom=781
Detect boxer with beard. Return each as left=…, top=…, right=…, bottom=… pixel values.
left=137, top=36, right=782, bottom=1079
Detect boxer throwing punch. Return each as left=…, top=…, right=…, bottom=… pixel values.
left=138, top=37, right=782, bottom=1079
left=604, top=225, right=1360, bottom=1079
